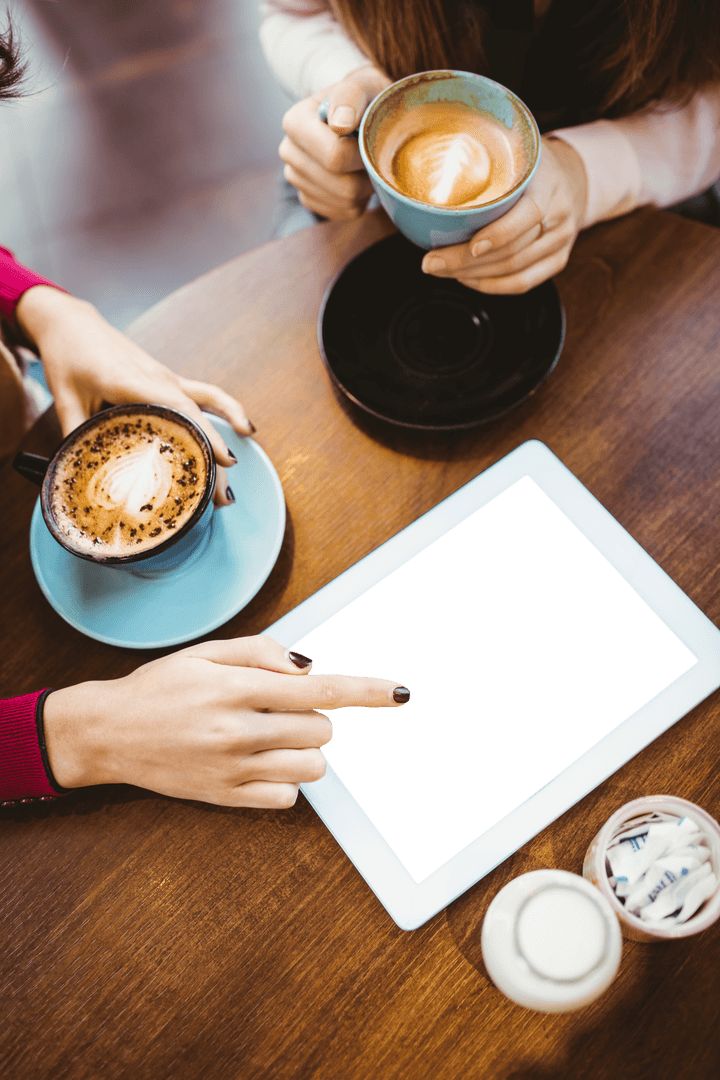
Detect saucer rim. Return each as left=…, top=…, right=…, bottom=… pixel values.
left=317, top=233, right=566, bottom=431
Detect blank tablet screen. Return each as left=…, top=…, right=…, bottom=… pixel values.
left=292, top=476, right=697, bottom=884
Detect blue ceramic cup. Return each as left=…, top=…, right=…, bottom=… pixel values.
left=359, top=70, right=540, bottom=251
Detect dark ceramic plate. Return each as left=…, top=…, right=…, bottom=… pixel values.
left=318, top=233, right=565, bottom=431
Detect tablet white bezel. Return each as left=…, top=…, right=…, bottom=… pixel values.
left=265, top=440, right=720, bottom=930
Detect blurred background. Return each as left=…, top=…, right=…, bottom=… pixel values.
left=0, top=0, right=292, bottom=329
left=3, top=1, right=718, bottom=336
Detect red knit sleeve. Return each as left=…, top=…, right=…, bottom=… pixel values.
left=0, top=690, right=70, bottom=804
left=0, top=246, right=66, bottom=324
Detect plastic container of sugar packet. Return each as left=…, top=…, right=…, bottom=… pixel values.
left=481, top=869, right=622, bottom=1012
left=583, top=796, right=720, bottom=942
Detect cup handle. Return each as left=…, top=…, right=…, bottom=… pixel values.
left=13, top=451, right=51, bottom=486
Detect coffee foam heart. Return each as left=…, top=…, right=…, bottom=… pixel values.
left=86, top=441, right=173, bottom=516
left=398, top=131, right=492, bottom=207
left=49, top=411, right=209, bottom=557
left=374, top=101, right=525, bottom=210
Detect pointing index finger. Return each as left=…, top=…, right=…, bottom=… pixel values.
left=240, top=670, right=409, bottom=713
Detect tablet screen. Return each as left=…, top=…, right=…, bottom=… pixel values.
left=292, top=476, right=697, bottom=884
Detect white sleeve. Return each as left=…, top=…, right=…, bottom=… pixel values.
left=259, top=2, right=370, bottom=100
left=549, top=83, right=720, bottom=228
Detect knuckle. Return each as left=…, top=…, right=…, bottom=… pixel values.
left=255, top=633, right=276, bottom=654
left=350, top=678, right=376, bottom=706
left=315, top=677, right=342, bottom=709
left=281, top=103, right=301, bottom=136
left=325, top=142, right=348, bottom=174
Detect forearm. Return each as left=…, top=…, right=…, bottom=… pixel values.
left=259, top=1, right=369, bottom=99
left=550, top=83, right=720, bottom=228
left=15, top=285, right=97, bottom=353
left=0, top=247, right=65, bottom=332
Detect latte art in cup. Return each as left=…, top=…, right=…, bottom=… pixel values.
left=49, top=411, right=209, bottom=557
left=374, top=101, right=526, bottom=209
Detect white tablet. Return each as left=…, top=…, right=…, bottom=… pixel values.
left=265, top=441, right=720, bottom=930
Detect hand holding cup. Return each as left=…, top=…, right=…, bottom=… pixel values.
left=421, top=137, right=588, bottom=294
left=280, top=64, right=391, bottom=220
left=15, top=285, right=252, bottom=506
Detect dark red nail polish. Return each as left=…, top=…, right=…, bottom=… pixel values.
left=227, top=447, right=237, bottom=462
left=226, top=486, right=235, bottom=503
left=289, top=651, right=312, bottom=669
left=393, top=687, right=410, bottom=704
left=247, top=420, right=257, bottom=434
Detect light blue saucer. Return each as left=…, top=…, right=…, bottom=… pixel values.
left=29, top=417, right=286, bottom=649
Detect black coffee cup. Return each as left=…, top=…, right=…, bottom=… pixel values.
left=14, top=403, right=216, bottom=574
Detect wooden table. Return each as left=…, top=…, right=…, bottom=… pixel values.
left=2, top=208, right=720, bottom=1080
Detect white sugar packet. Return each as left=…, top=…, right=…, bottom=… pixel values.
left=640, top=862, right=716, bottom=923
left=610, top=812, right=678, bottom=840
left=625, top=854, right=705, bottom=914
left=674, top=871, right=719, bottom=924
left=608, top=816, right=703, bottom=894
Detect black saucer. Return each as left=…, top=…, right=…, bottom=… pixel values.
left=318, top=233, right=565, bottom=431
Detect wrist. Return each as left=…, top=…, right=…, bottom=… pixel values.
left=546, top=137, right=588, bottom=229
left=15, top=286, right=97, bottom=351
left=43, top=681, right=115, bottom=789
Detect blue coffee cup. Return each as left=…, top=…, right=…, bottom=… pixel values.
left=359, top=70, right=540, bottom=251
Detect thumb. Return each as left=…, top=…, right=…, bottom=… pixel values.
left=327, top=68, right=387, bottom=135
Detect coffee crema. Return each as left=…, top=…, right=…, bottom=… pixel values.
left=49, top=411, right=208, bottom=557
left=374, top=101, right=526, bottom=209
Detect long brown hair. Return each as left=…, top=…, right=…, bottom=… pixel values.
left=0, top=13, right=26, bottom=100
left=328, top=0, right=720, bottom=117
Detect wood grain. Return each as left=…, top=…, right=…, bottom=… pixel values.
left=2, top=208, right=720, bottom=1080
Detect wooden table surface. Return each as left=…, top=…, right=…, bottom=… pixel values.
left=2, top=208, right=720, bottom=1080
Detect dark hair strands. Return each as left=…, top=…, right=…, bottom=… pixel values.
left=0, top=9, right=27, bottom=101
left=329, top=0, right=720, bottom=118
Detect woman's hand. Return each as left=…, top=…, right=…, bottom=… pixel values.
left=15, top=286, right=254, bottom=506
left=43, top=635, right=409, bottom=808
left=421, top=138, right=588, bottom=294
left=280, top=64, right=391, bottom=220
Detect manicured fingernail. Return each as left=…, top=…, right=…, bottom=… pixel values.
left=332, top=106, right=355, bottom=128
left=246, top=419, right=257, bottom=434
left=423, top=256, right=446, bottom=273
left=393, top=686, right=410, bottom=704
left=225, top=485, right=235, bottom=503
left=227, top=447, right=237, bottom=462
left=471, top=239, right=492, bottom=258
left=289, top=651, right=312, bottom=669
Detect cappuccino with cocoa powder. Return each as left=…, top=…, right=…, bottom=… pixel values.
left=374, top=100, right=527, bottom=209
left=48, top=409, right=209, bottom=558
